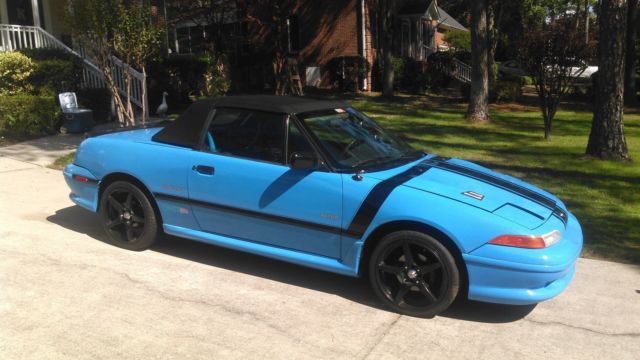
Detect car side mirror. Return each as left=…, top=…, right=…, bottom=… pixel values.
left=290, top=152, right=318, bottom=170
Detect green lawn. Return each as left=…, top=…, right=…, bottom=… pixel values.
left=350, top=95, right=640, bottom=264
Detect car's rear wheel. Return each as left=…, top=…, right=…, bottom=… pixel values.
left=369, top=231, right=459, bottom=317
left=99, top=181, right=158, bottom=251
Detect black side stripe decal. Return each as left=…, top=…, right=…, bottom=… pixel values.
left=425, top=158, right=568, bottom=225
left=345, top=160, right=435, bottom=238
left=153, top=192, right=356, bottom=237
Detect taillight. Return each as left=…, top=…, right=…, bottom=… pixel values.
left=72, top=175, right=90, bottom=183
left=488, top=230, right=561, bottom=249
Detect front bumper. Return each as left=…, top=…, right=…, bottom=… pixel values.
left=63, top=163, right=100, bottom=212
left=463, top=212, right=583, bottom=305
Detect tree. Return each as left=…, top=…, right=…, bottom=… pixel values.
left=66, top=0, right=162, bottom=126
left=624, top=0, right=637, bottom=104
left=113, top=2, right=163, bottom=123
left=586, top=0, right=632, bottom=160
left=379, top=0, right=397, bottom=98
left=518, top=13, right=590, bottom=139
left=242, top=0, right=297, bottom=95
left=466, top=0, right=490, bottom=122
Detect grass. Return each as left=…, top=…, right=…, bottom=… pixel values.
left=350, top=95, right=640, bottom=264
left=49, top=151, right=75, bottom=170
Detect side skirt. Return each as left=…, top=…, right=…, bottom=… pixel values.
left=163, top=224, right=359, bottom=277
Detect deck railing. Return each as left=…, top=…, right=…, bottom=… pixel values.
left=0, top=24, right=146, bottom=110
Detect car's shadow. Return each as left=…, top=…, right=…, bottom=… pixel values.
left=47, top=205, right=536, bottom=323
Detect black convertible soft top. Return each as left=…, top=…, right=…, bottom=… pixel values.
left=152, top=95, right=349, bottom=148
left=211, top=95, right=348, bottom=114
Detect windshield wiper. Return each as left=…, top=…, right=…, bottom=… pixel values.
left=351, top=156, right=388, bottom=169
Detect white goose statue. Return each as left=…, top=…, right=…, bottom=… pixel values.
left=156, top=91, right=168, bottom=118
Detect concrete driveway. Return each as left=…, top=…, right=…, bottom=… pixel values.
left=0, top=156, right=638, bottom=360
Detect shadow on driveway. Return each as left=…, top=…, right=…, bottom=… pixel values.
left=47, top=205, right=536, bottom=323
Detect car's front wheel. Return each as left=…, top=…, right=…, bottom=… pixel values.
left=99, top=181, right=158, bottom=251
left=369, top=231, right=459, bottom=317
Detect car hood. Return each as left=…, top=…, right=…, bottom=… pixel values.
left=366, top=156, right=564, bottom=230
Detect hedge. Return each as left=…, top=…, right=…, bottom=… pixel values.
left=0, top=95, right=60, bottom=135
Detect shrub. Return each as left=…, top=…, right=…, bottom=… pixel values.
left=199, top=53, right=230, bottom=97
left=29, top=58, right=83, bottom=95
left=0, top=95, right=60, bottom=135
left=425, top=52, right=455, bottom=91
left=492, top=80, right=522, bottom=103
left=18, top=48, right=76, bottom=61
left=149, top=55, right=208, bottom=103
left=327, top=55, right=370, bottom=91
left=0, top=52, right=36, bottom=95
left=444, top=30, right=471, bottom=52
left=373, top=56, right=406, bottom=91
left=521, top=76, right=534, bottom=86
left=399, top=58, right=428, bottom=94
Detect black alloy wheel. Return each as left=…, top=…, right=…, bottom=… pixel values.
left=369, top=231, right=459, bottom=317
left=99, top=181, right=158, bottom=251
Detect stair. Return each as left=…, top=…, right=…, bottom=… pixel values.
left=433, top=56, right=472, bottom=84
left=0, top=24, right=146, bottom=112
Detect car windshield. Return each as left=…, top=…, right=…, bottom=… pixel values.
left=298, top=107, right=422, bottom=170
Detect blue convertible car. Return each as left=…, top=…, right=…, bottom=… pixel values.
left=64, top=95, right=582, bottom=317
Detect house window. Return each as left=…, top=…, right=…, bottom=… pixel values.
left=287, top=15, right=301, bottom=53
left=7, top=0, right=34, bottom=26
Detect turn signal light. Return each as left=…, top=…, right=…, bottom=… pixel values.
left=489, top=230, right=561, bottom=249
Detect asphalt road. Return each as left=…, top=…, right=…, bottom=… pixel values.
left=1, top=156, right=639, bottom=360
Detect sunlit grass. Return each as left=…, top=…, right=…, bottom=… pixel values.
left=49, top=151, right=75, bottom=170
left=352, top=96, right=640, bottom=264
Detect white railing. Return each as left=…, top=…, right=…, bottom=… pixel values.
left=450, top=58, right=472, bottom=84
left=0, top=24, right=146, bottom=111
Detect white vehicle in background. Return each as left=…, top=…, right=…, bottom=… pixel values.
left=499, top=60, right=598, bottom=81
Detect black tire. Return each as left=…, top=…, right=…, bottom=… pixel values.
left=99, top=181, right=158, bottom=251
left=368, top=231, right=459, bottom=317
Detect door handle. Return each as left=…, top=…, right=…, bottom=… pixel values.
left=193, top=165, right=215, bottom=175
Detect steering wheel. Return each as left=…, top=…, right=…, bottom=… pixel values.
left=341, top=138, right=364, bottom=156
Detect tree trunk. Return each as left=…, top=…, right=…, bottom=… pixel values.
left=624, top=0, right=637, bottom=104
left=382, top=49, right=394, bottom=97
left=544, top=117, right=552, bottom=140
left=586, top=0, right=632, bottom=161
left=585, top=0, right=590, bottom=44
left=381, top=0, right=395, bottom=98
left=466, top=0, right=490, bottom=122
left=487, top=2, right=501, bottom=83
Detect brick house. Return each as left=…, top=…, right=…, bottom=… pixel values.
left=1, top=0, right=466, bottom=92
left=168, top=0, right=467, bottom=91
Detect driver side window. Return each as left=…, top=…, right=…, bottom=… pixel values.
left=207, top=109, right=286, bottom=164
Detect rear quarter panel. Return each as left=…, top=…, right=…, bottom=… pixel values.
left=74, top=131, right=199, bottom=229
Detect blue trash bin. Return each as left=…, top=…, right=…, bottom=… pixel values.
left=59, top=92, right=93, bottom=134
